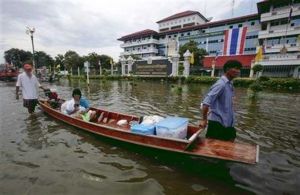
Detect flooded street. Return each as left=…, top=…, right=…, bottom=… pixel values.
left=1, top=79, right=300, bottom=195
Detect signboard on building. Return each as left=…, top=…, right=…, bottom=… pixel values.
left=133, top=59, right=172, bottom=76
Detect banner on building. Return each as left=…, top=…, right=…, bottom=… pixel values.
left=223, top=27, right=247, bottom=56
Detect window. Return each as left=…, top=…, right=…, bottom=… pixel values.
left=174, top=35, right=177, bottom=37
left=181, top=33, right=184, bottom=36
left=187, top=32, right=190, bottom=35
left=229, top=25, right=233, bottom=29
left=168, top=35, right=171, bottom=38
left=251, top=21, right=255, bottom=26
left=238, top=24, right=243, bottom=27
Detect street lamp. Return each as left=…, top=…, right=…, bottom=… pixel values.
left=26, top=26, right=36, bottom=71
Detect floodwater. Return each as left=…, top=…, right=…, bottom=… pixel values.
left=0, top=79, right=299, bottom=195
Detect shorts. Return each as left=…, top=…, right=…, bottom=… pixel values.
left=206, top=120, right=236, bottom=141
left=23, top=99, right=38, bottom=111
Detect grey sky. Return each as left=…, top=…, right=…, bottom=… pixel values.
left=0, top=0, right=261, bottom=63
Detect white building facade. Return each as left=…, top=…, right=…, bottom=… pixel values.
left=257, top=0, right=300, bottom=77
left=118, top=29, right=160, bottom=59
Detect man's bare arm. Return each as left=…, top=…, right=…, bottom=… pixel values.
left=199, top=104, right=209, bottom=128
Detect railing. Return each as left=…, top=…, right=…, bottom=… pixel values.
left=258, top=26, right=300, bottom=38
left=264, top=44, right=300, bottom=53
left=120, top=39, right=159, bottom=48
left=121, top=49, right=159, bottom=56
left=260, top=4, right=300, bottom=22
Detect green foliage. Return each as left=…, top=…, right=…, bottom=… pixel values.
left=252, top=64, right=263, bottom=73
left=257, top=76, right=270, bottom=82
left=4, top=48, right=32, bottom=68
left=55, top=54, right=65, bottom=70
left=64, top=50, right=81, bottom=71
left=249, top=82, right=263, bottom=92
left=179, top=40, right=208, bottom=66
left=35, top=51, right=54, bottom=68
left=178, top=63, right=184, bottom=75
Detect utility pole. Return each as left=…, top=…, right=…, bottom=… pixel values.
left=26, top=27, right=36, bottom=72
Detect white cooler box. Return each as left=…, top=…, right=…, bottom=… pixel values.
left=155, top=117, right=188, bottom=139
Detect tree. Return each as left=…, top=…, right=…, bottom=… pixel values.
left=179, top=40, right=208, bottom=66
left=64, top=50, right=81, bottom=72
left=252, top=64, right=263, bottom=73
left=99, top=54, right=113, bottom=69
left=35, top=51, right=54, bottom=68
left=54, top=54, right=65, bottom=70
left=87, top=52, right=101, bottom=70
left=4, top=48, right=32, bottom=68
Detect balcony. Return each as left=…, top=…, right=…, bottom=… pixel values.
left=261, top=5, right=300, bottom=22
left=264, top=44, right=300, bottom=53
left=259, top=54, right=300, bottom=66
left=120, top=39, right=159, bottom=48
left=258, top=26, right=300, bottom=39
left=121, top=48, right=159, bottom=56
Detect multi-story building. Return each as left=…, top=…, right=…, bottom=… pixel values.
left=118, top=0, right=300, bottom=77
left=117, top=29, right=159, bottom=59
left=257, top=0, right=300, bottom=77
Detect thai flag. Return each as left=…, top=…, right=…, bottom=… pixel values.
left=223, top=27, right=247, bottom=56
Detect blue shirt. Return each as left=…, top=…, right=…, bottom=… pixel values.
left=202, top=76, right=235, bottom=127
left=80, top=97, right=90, bottom=109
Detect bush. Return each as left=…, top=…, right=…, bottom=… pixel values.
left=249, top=82, right=263, bottom=92
left=252, top=64, right=263, bottom=73
left=257, top=76, right=270, bottom=82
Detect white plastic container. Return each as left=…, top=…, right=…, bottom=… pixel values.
left=155, top=117, right=188, bottom=139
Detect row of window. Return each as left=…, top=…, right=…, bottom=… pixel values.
left=160, top=16, right=196, bottom=27
left=207, top=47, right=256, bottom=53
left=246, top=35, right=258, bottom=39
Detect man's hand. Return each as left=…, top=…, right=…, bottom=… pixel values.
left=199, top=119, right=207, bottom=129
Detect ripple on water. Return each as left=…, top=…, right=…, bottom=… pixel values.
left=1, top=80, right=300, bottom=194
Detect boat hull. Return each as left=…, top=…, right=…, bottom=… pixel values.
left=39, top=100, right=259, bottom=164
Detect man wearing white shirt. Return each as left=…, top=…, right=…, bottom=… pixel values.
left=16, top=64, right=46, bottom=114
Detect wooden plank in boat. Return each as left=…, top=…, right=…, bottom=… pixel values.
left=187, top=138, right=258, bottom=164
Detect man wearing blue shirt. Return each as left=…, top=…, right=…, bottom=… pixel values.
left=200, top=61, right=241, bottom=141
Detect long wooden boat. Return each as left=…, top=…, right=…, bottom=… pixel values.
left=39, top=100, right=259, bottom=164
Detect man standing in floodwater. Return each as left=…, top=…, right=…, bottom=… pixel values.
left=16, top=64, right=47, bottom=114
left=199, top=61, right=242, bottom=141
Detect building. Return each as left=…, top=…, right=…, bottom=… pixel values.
left=257, top=0, right=300, bottom=77
left=117, top=29, right=159, bottom=59
left=118, top=0, right=300, bottom=77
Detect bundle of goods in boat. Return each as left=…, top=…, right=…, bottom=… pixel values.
left=131, top=124, right=155, bottom=135
left=155, top=117, right=188, bottom=139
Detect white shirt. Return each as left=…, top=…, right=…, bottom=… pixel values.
left=16, top=72, right=41, bottom=99
left=61, top=98, right=85, bottom=115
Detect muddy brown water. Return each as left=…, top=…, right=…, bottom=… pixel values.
left=0, top=79, right=299, bottom=195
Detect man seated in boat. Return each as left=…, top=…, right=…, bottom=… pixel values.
left=61, top=88, right=96, bottom=122
left=199, top=61, right=241, bottom=141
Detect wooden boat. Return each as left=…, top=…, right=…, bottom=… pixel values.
left=39, top=100, right=259, bottom=164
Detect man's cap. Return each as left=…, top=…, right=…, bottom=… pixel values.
left=23, top=64, right=33, bottom=70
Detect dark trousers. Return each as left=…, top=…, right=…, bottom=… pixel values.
left=206, top=120, right=236, bottom=141
left=23, top=99, right=38, bottom=113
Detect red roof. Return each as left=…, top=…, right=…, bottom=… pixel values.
left=159, top=14, right=259, bottom=35
left=118, top=29, right=158, bottom=41
left=156, top=10, right=208, bottom=23
left=203, top=55, right=256, bottom=69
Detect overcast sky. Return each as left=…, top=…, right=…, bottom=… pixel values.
left=0, top=0, right=261, bottom=63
